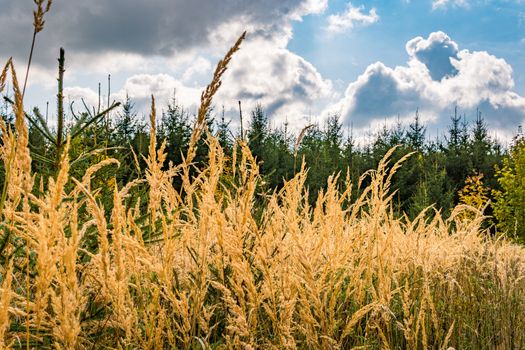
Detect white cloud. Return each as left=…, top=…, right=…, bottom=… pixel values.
left=64, top=87, right=101, bottom=109
left=66, top=74, right=203, bottom=123
left=325, top=31, right=525, bottom=139
left=182, top=57, right=212, bottom=85
left=217, top=37, right=335, bottom=127
left=326, top=3, right=379, bottom=33
left=70, top=52, right=149, bottom=75
left=432, top=0, right=525, bottom=10
left=291, top=0, right=329, bottom=19
left=111, top=74, right=203, bottom=119
left=1, top=0, right=332, bottom=130
left=406, top=31, right=459, bottom=81
left=63, top=38, right=335, bottom=130
left=432, top=0, right=470, bottom=10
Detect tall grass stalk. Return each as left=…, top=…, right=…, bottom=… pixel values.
left=22, top=0, right=53, bottom=98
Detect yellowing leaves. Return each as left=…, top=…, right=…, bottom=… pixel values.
left=458, top=173, right=489, bottom=210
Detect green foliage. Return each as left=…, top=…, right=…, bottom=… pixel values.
left=247, top=104, right=268, bottom=164
left=4, top=63, right=510, bottom=226
left=216, top=108, right=233, bottom=154
left=409, top=155, right=454, bottom=218
left=113, top=94, right=137, bottom=145
left=493, top=136, right=525, bottom=242
left=406, top=109, right=425, bottom=150
left=159, top=95, right=191, bottom=167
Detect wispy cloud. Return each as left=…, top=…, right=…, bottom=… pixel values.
left=432, top=0, right=469, bottom=10
left=326, top=3, right=379, bottom=33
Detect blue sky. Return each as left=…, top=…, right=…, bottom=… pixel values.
left=1, top=0, right=524, bottom=143
left=289, top=0, right=525, bottom=94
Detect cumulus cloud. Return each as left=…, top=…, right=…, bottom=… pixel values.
left=59, top=31, right=334, bottom=129
left=1, top=0, right=335, bottom=129
left=217, top=37, right=334, bottom=126
left=406, top=31, right=459, bottom=81
left=328, top=62, right=433, bottom=127
left=117, top=74, right=201, bottom=105
left=182, top=57, right=212, bottom=85
left=0, top=0, right=327, bottom=68
left=65, top=73, right=203, bottom=124
left=64, top=87, right=101, bottom=109
left=327, top=31, right=525, bottom=136
left=326, top=3, right=379, bottom=33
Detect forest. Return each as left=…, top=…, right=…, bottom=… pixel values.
left=5, top=89, right=523, bottom=241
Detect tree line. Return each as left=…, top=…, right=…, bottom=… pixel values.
left=2, top=94, right=524, bottom=241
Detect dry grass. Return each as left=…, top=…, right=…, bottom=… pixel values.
left=1, top=27, right=525, bottom=350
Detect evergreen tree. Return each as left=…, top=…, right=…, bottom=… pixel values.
left=448, top=106, right=462, bottom=148
left=469, top=110, right=492, bottom=175
left=390, top=116, right=405, bottom=145
left=132, top=118, right=149, bottom=170
left=114, top=94, right=137, bottom=145
left=263, top=126, right=293, bottom=190
left=28, top=122, right=47, bottom=174
left=342, top=126, right=355, bottom=171
left=323, top=114, right=343, bottom=171
left=193, top=106, right=215, bottom=168
left=372, top=125, right=396, bottom=164
left=111, top=95, right=141, bottom=184
left=216, top=106, right=232, bottom=155
left=160, top=96, right=191, bottom=167
left=297, top=124, right=325, bottom=202
left=407, top=109, right=426, bottom=151
left=247, top=104, right=268, bottom=165
left=409, top=155, right=454, bottom=218
left=444, top=107, right=471, bottom=199
left=466, top=110, right=502, bottom=199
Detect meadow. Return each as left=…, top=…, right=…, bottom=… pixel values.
left=1, top=2, right=525, bottom=349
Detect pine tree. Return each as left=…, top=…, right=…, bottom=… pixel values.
left=193, top=105, right=215, bottom=168
left=28, top=122, right=47, bottom=174
left=132, top=118, right=149, bottom=170
left=263, top=126, right=293, bottom=190
left=109, top=95, right=141, bottom=184
left=342, top=126, right=355, bottom=170
left=448, top=106, right=462, bottom=148
left=160, top=95, right=191, bottom=167
left=390, top=116, right=405, bottom=145
left=409, top=158, right=453, bottom=218
left=297, top=124, right=325, bottom=203
left=407, top=109, right=426, bottom=151
left=216, top=106, right=232, bottom=155
left=470, top=110, right=491, bottom=175
left=323, top=113, right=343, bottom=171
left=114, top=94, right=137, bottom=145
left=444, top=107, right=471, bottom=198
left=247, top=104, right=268, bottom=165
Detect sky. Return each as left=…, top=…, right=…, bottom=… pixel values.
left=1, top=0, right=524, bottom=144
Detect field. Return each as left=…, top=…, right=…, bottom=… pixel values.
left=1, top=2, right=525, bottom=349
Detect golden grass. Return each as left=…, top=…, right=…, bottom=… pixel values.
left=1, top=31, right=525, bottom=350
